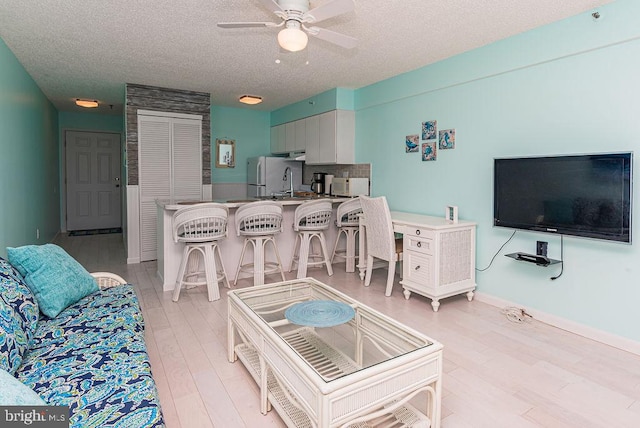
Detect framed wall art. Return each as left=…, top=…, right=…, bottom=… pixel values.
left=422, top=120, right=437, bottom=140
left=215, top=138, right=235, bottom=168
left=405, top=134, right=419, bottom=152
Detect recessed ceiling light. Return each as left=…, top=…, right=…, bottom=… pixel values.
left=238, top=95, right=263, bottom=105
left=75, top=99, right=99, bottom=108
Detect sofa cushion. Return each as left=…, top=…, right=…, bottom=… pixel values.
left=0, top=257, right=39, bottom=374
left=7, top=244, right=99, bottom=318
left=0, top=368, right=46, bottom=405
left=16, top=284, right=164, bottom=427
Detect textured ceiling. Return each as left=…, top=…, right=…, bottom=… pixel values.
left=0, top=0, right=613, bottom=115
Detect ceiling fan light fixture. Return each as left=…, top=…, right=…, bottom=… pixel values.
left=278, top=21, right=308, bottom=52
left=75, top=99, right=99, bottom=108
left=238, top=95, right=263, bottom=105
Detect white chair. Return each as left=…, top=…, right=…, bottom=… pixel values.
left=289, top=200, right=334, bottom=279
left=233, top=200, right=286, bottom=286
left=360, top=195, right=403, bottom=297
left=172, top=203, right=230, bottom=302
left=330, top=198, right=362, bottom=272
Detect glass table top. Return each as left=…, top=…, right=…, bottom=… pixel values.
left=229, top=278, right=436, bottom=383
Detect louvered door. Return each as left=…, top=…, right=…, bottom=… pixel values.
left=138, top=113, right=202, bottom=261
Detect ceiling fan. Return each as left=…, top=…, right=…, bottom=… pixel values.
left=217, top=0, right=357, bottom=52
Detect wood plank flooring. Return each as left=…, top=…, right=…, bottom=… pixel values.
left=53, top=233, right=640, bottom=428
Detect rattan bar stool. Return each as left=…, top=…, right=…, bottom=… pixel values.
left=289, top=199, right=334, bottom=279
left=330, top=198, right=362, bottom=273
left=233, top=200, right=287, bottom=286
left=172, top=203, right=230, bottom=302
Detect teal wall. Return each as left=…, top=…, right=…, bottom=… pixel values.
left=0, top=38, right=59, bottom=257
left=353, top=0, right=640, bottom=342
left=271, top=88, right=354, bottom=125
left=211, top=106, right=271, bottom=183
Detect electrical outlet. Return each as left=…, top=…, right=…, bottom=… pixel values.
left=536, top=241, right=548, bottom=257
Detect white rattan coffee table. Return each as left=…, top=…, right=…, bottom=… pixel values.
left=227, top=278, right=443, bottom=428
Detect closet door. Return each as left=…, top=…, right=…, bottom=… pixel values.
left=172, top=118, right=202, bottom=200
left=138, top=115, right=171, bottom=261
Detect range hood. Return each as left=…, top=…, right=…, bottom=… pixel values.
left=286, top=152, right=306, bottom=161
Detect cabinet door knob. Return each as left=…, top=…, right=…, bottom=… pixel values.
left=415, top=265, right=421, bottom=270
left=415, top=229, right=421, bottom=235
left=416, top=242, right=422, bottom=248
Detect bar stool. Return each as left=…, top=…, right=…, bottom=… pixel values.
left=172, top=203, right=230, bottom=302
left=289, top=200, right=334, bottom=279
left=233, top=200, right=286, bottom=286
left=330, top=198, right=362, bottom=273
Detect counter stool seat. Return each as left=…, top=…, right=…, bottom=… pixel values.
left=233, top=201, right=286, bottom=286
left=172, top=203, right=230, bottom=302
left=331, top=198, right=363, bottom=273
left=289, top=200, right=334, bottom=279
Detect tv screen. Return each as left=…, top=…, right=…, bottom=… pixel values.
left=494, top=153, right=633, bottom=243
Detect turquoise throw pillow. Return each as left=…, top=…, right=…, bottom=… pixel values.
left=7, top=244, right=99, bottom=318
left=0, top=368, right=46, bottom=405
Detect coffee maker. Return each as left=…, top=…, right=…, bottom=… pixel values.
left=311, top=172, right=327, bottom=195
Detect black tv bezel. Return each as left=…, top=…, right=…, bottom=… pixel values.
left=493, top=152, right=633, bottom=244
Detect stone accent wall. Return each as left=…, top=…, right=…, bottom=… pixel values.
left=125, top=83, right=211, bottom=185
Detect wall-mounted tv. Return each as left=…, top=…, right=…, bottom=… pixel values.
left=493, top=152, right=633, bottom=243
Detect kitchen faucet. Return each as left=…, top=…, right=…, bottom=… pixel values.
left=283, top=167, right=293, bottom=195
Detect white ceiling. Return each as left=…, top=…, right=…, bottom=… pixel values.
left=0, top=0, right=614, bottom=115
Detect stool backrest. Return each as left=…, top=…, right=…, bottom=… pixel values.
left=336, top=198, right=362, bottom=227
left=294, top=200, right=333, bottom=231
left=235, top=200, right=283, bottom=236
left=172, top=203, right=229, bottom=243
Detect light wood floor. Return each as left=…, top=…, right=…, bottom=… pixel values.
left=53, top=233, right=640, bottom=428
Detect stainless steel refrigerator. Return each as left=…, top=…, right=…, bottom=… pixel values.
left=247, top=156, right=302, bottom=197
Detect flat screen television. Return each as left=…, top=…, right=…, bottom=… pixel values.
left=493, top=152, right=633, bottom=243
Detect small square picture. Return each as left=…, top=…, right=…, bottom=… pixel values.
left=422, top=120, right=437, bottom=140
left=439, top=129, right=455, bottom=149
left=405, top=134, right=419, bottom=152
left=422, top=142, right=437, bottom=161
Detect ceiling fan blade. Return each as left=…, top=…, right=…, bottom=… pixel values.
left=217, top=21, right=280, bottom=28
left=306, top=26, right=357, bottom=49
left=260, top=0, right=283, bottom=13
left=304, top=0, right=355, bottom=24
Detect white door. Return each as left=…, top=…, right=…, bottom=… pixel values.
left=66, top=131, right=121, bottom=231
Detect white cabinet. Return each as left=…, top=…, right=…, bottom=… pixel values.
left=399, top=219, right=476, bottom=312
left=270, top=110, right=355, bottom=162
left=138, top=111, right=202, bottom=261
left=306, top=110, right=355, bottom=165
left=271, top=120, right=306, bottom=154
left=270, top=124, right=286, bottom=154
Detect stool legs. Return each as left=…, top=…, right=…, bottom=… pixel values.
left=234, top=236, right=286, bottom=286
left=331, top=227, right=359, bottom=273
left=290, top=231, right=334, bottom=278
left=173, top=242, right=228, bottom=302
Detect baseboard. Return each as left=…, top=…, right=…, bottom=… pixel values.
left=127, top=257, right=141, bottom=264
left=474, top=291, right=640, bottom=357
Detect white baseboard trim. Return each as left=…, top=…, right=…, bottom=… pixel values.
left=127, top=257, right=141, bottom=264
left=474, top=292, right=640, bottom=356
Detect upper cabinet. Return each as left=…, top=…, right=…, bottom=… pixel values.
left=270, top=110, right=355, bottom=164
left=270, top=124, right=286, bottom=153
left=271, top=120, right=306, bottom=154
left=307, top=110, right=355, bottom=165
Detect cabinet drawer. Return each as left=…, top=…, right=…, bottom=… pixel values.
left=404, top=234, right=434, bottom=255
left=404, top=251, right=434, bottom=286
left=406, top=227, right=434, bottom=239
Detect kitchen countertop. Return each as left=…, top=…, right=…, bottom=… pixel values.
left=157, top=195, right=354, bottom=210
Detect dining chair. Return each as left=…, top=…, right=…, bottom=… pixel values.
left=359, top=195, right=403, bottom=296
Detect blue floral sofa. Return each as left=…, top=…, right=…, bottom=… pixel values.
left=0, top=251, right=164, bottom=427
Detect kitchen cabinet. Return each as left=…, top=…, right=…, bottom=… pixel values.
left=270, top=124, right=286, bottom=154
left=398, top=217, right=476, bottom=312
left=306, top=110, right=355, bottom=165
